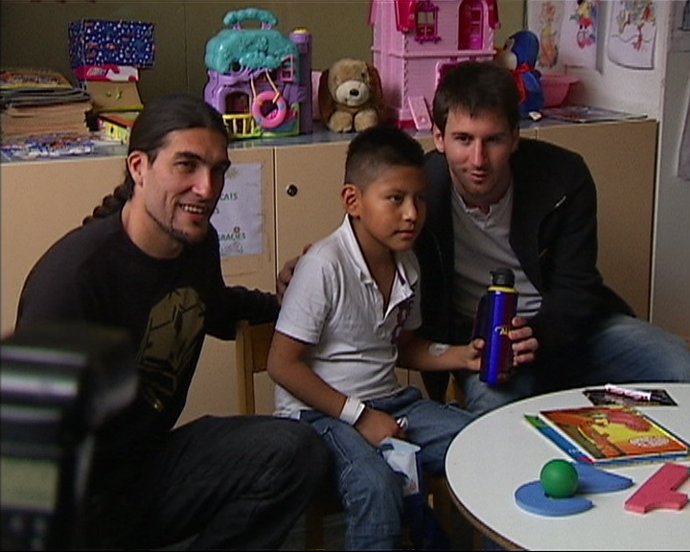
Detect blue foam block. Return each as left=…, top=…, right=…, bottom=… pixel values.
left=574, top=462, right=634, bottom=493
left=515, top=463, right=634, bottom=516
left=515, top=481, right=593, bottom=516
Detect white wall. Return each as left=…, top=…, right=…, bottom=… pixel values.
left=554, top=1, right=689, bottom=338
left=651, top=39, right=690, bottom=339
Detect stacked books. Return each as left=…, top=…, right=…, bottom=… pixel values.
left=1, top=67, right=93, bottom=141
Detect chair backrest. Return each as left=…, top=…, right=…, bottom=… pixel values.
left=235, top=320, right=275, bottom=415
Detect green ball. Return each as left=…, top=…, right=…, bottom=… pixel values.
left=540, top=459, right=579, bottom=498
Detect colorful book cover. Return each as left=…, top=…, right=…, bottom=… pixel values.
left=1, top=68, right=90, bottom=110
left=0, top=68, right=73, bottom=91
left=525, top=405, right=690, bottom=466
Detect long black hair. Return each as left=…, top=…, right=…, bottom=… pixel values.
left=83, top=94, right=228, bottom=224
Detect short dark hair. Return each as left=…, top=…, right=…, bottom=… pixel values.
left=83, top=94, right=228, bottom=224
left=344, top=125, right=424, bottom=188
left=432, top=61, right=520, bottom=135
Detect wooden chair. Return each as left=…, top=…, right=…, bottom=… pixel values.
left=235, top=319, right=275, bottom=416
left=235, top=320, right=341, bottom=549
left=234, top=320, right=462, bottom=549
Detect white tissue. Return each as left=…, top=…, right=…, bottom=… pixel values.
left=379, top=437, right=421, bottom=496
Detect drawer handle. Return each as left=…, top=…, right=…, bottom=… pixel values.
left=286, top=184, right=298, bottom=197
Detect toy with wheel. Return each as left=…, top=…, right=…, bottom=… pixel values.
left=203, top=8, right=311, bottom=139
left=251, top=86, right=287, bottom=130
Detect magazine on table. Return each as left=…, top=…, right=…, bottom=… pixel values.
left=525, top=404, right=690, bottom=466
left=582, top=386, right=677, bottom=407
left=541, top=105, right=647, bottom=124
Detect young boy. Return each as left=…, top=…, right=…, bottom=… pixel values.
left=267, top=126, right=532, bottom=549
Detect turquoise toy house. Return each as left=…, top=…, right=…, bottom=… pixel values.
left=204, top=8, right=312, bottom=140
left=370, top=0, right=500, bottom=130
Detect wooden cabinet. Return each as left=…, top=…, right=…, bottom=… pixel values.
left=1, top=156, right=126, bottom=333
left=534, top=119, right=657, bottom=320
left=273, top=141, right=348, bottom=267
left=0, top=119, right=658, bottom=421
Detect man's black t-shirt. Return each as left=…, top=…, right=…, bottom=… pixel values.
left=16, top=211, right=279, bottom=458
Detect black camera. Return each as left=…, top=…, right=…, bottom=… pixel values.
left=1, top=323, right=137, bottom=550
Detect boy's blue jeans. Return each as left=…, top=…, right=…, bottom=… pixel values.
left=301, top=386, right=476, bottom=550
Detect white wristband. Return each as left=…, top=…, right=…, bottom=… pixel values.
left=339, top=396, right=366, bottom=425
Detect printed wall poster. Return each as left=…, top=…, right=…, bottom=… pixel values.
left=211, top=162, right=263, bottom=258
left=558, top=0, right=599, bottom=68
left=528, top=0, right=600, bottom=71
left=607, top=0, right=657, bottom=69
left=528, top=0, right=567, bottom=71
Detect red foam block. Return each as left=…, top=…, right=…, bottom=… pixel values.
left=624, top=462, right=689, bottom=514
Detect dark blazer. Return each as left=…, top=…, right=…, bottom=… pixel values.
left=415, top=138, right=633, bottom=389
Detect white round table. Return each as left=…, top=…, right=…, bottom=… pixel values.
left=445, top=383, right=690, bottom=550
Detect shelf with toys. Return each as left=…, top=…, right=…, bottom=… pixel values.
left=0, top=3, right=660, bottom=425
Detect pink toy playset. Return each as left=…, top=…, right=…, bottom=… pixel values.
left=370, top=0, right=500, bottom=130
left=203, top=8, right=312, bottom=140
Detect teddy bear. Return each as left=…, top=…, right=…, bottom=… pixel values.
left=318, top=58, right=385, bottom=133
left=494, top=30, right=545, bottom=118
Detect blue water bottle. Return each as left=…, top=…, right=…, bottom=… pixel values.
left=476, top=268, right=518, bottom=385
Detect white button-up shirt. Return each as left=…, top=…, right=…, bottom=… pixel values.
left=274, top=216, right=422, bottom=419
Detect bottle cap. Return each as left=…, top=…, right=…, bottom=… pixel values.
left=491, top=268, right=515, bottom=287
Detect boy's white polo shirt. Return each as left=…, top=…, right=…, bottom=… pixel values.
left=274, top=216, right=422, bottom=419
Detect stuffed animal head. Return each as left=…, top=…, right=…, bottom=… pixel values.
left=495, top=30, right=540, bottom=70
left=318, top=58, right=385, bottom=133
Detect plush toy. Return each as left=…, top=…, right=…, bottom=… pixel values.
left=318, top=58, right=385, bottom=133
left=495, top=30, right=545, bottom=118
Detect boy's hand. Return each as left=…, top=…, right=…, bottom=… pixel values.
left=354, top=407, right=406, bottom=447
left=463, top=339, right=483, bottom=372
